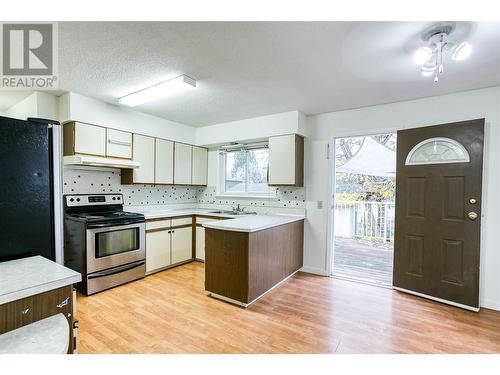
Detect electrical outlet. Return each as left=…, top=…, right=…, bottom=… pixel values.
left=317, top=201, right=323, bottom=209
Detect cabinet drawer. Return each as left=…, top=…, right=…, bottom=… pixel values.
left=32, top=286, right=73, bottom=322
left=0, top=296, right=33, bottom=334
left=171, top=217, right=193, bottom=227
left=106, top=129, right=132, bottom=159
left=146, top=219, right=171, bottom=231
left=196, top=216, right=222, bottom=224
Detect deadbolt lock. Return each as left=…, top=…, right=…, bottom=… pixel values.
left=468, top=212, right=478, bottom=220
left=469, top=198, right=477, bottom=204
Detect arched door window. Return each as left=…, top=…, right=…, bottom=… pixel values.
left=405, top=137, right=470, bottom=166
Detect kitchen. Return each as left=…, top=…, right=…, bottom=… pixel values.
left=1, top=18, right=500, bottom=367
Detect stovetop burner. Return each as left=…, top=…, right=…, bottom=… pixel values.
left=63, top=194, right=145, bottom=225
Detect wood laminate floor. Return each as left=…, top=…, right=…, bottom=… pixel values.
left=76, top=262, right=500, bottom=354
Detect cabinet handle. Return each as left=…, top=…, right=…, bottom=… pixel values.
left=21, top=308, right=30, bottom=315
left=108, top=139, right=132, bottom=147
left=57, top=298, right=69, bottom=308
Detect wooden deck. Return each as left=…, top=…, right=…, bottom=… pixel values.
left=333, top=237, right=393, bottom=285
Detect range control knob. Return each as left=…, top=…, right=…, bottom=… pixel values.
left=76, top=198, right=81, bottom=202
left=112, top=197, right=116, bottom=200
left=117, top=196, right=121, bottom=200
left=69, top=198, right=74, bottom=202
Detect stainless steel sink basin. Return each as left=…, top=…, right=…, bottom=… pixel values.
left=208, top=210, right=257, bottom=215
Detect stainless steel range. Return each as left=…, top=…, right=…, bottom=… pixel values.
left=63, top=194, right=145, bottom=295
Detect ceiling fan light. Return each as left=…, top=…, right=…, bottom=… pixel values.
left=451, top=42, right=471, bottom=61
left=421, top=65, right=436, bottom=77
left=414, top=47, right=433, bottom=65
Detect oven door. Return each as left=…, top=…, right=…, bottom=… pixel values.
left=86, top=222, right=145, bottom=273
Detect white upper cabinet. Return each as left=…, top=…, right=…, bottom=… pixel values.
left=106, top=128, right=132, bottom=159
left=174, top=143, right=192, bottom=185
left=64, top=122, right=106, bottom=157
left=155, top=138, right=174, bottom=184
left=127, top=134, right=155, bottom=184
left=191, top=146, right=208, bottom=186
left=268, top=134, right=304, bottom=186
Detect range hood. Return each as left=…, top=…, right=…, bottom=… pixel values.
left=63, top=155, right=140, bottom=169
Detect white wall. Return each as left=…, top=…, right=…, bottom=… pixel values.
left=59, top=92, right=196, bottom=144
left=304, top=85, right=500, bottom=310
left=4, top=93, right=38, bottom=119
left=196, top=110, right=305, bottom=146
left=4, top=92, right=59, bottom=120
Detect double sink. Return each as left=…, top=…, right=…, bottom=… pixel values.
left=209, top=210, right=257, bottom=215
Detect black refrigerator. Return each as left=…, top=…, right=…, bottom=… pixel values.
left=0, top=115, right=62, bottom=262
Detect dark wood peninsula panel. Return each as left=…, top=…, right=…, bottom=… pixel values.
left=205, top=220, right=304, bottom=306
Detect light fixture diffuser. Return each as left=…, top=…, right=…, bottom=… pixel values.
left=413, top=47, right=433, bottom=65
left=119, top=75, right=196, bottom=107
left=451, top=42, right=471, bottom=61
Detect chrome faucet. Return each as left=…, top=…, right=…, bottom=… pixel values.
left=232, top=204, right=245, bottom=213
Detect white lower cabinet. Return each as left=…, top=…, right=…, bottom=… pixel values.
left=171, top=226, right=193, bottom=264
left=195, top=226, right=205, bottom=260
left=145, top=229, right=171, bottom=273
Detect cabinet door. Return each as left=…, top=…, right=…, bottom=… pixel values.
left=171, top=226, right=193, bottom=264
left=132, top=134, right=155, bottom=184
left=268, top=134, right=303, bottom=186
left=174, top=143, right=192, bottom=185
left=195, top=226, right=205, bottom=260
left=155, top=138, right=174, bottom=184
left=74, top=122, right=106, bottom=156
left=146, top=229, right=171, bottom=273
left=192, top=146, right=208, bottom=186
left=106, top=129, right=132, bottom=159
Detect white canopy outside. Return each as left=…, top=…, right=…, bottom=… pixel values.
left=337, top=136, right=396, bottom=177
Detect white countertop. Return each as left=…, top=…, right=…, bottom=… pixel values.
left=0, top=256, right=81, bottom=305
left=130, top=207, right=239, bottom=220
left=202, top=214, right=305, bottom=233
left=0, top=313, right=69, bottom=354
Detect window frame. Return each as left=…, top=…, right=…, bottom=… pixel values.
left=405, top=137, right=470, bottom=166
left=217, top=147, right=275, bottom=199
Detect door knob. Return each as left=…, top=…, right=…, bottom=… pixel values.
left=468, top=212, right=478, bottom=220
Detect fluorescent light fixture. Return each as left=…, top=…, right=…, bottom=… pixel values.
left=414, top=47, right=433, bottom=65
left=451, top=41, right=471, bottom=61
left=119, top=75, right=196, bottom=107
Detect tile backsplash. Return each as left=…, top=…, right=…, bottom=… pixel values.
left=63, top=167, right=306, bottom=214
left=63, top=167, right=198, bottom=206
left=197, top=186, right=305, bottom=209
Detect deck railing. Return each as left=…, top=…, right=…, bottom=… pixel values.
left=334, top=201, right=395, bottom=242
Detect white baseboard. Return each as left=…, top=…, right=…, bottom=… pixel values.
left=299, top=266, right=328, bottom=276
left=481, top=298, right=500, bottom=312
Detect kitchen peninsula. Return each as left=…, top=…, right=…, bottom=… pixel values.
left=203, top=215, right=305, bottom=307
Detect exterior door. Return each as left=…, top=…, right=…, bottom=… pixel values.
left=393, top=119, right=484, bottom=310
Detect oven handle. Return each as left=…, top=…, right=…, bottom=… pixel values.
left=87, top=260, right=145, bottom=279
left=87, top=220, right=144, bottom=229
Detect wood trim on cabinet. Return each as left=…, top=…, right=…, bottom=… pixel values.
left=0, top=285, right=75, bottom=353
left=63, top=122, right=75, bottom=156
